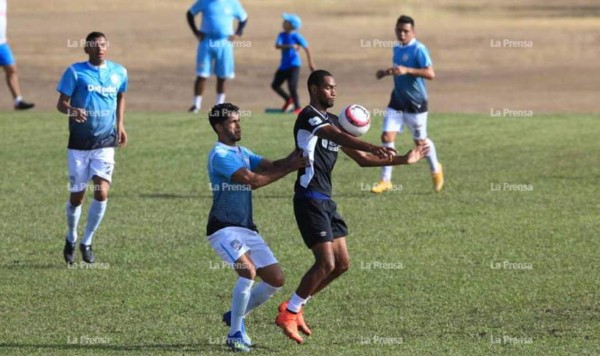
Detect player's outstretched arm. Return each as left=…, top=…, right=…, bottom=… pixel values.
left=376, top=66, right=435, bottom=80
left=341, top=144, right=429, bottom=167
left=231, top=149, right=308, bottom=190
left=316, top=125, right=396, bottom=159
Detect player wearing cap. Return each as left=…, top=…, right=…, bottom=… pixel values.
left=186, top=0, right=248, bottom=113
left=271, top=13, right=315, bottom=115
left=371, top=15, right=444, bottom=193
left=56, top=32, right=128, bottom=264
left=0, top=0, right=34, bottom=110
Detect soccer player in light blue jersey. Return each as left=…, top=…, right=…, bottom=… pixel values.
left=186, top=0, right=248, bottom=114
left=56, top=32, right=128, bottom=265
left=271, top=13, right=315, bottom=114
left=206, top=103, right=306, bottom=352
left=372, top=15, right=444, bottom=193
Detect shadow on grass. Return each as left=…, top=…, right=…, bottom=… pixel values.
left=0, top=342, right=273, bottom=353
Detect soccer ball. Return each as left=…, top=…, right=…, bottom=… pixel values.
left=338, top=104, right=371, bottom=137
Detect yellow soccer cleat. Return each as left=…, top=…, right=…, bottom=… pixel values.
left=432, top=163, right=444, bottom=192
left=371, top=180, right=393, bottom=194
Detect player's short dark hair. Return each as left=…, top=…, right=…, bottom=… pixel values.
left=209, top=103, right=239, bottom=133
left=85, top=31, right=106, bottom=46
left=396, top=15, right=414, bottom=28
left=307, top=69, right=333, bottom=91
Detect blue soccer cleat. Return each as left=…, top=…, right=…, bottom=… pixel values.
left=223, top=311, right=252, bottom=346
left=226, top=331, right=251, bottom=353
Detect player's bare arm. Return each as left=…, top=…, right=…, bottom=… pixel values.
left=116, top=92, right=127, bottom=147
left=231, top=150, right=308, bottom=189
left=341, top=144, right=429, bottom=167
left=304, top=47, right=316, bottom=72
left=376, top=66, right=434, bottom=80
left=315, top=124, right=396, bottom=159
left=56, top=93, right=86, bottom=123
left=257, top=149, right=306, bottom=171
left=186, top=10, right=204, bottom=40
left=228, top=18, right=248, bottom=42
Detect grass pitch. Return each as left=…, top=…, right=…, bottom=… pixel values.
left=1, top=111, right=599, bottom=355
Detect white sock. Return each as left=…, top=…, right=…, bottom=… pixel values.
left=425, top=138, right=440, bottom=173
left=244, top=282, right=281, bottom=316
left=303, top=296, right=311, bottom=306
left=287, top=292, right=307, bottom=313
left=216, top=93, right=226, bottom=105
left=381, top=142, right=395, bottom=181
left=194, top=96, right=202, bottom=109
left=15, top=96, right=23, bottom=105
left=81, top=199, right=107, bottom=246
left=230, top=277, right=254, bottom=335
left=65, top=201, right=82, bottom=243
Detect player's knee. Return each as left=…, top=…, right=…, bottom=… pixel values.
left=316, top=258, right=336, bottom=275
left=337, top=259, right=350, bottom=275
left=270, top=82, right=279, bottom=91
left=69, top=196, right=84, bottom=207
left=267, top=273, right=285, bottom=288
left=237, top=263, right=256, bottom=280
left=415, top=138, right=428, bottom=146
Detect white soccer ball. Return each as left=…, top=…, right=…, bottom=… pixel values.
left=338, top=104, right=371, bottom=137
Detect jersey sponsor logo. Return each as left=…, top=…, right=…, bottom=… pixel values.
left=230, top=239, right=242, bottom=251
left=87, top=84, right=117, bottom=95
left=320, top=139, right=339, bottom=152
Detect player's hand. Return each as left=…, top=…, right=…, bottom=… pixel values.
left=287, top=149, right=309, bottom=170
left=196, top=32, right=205, bottom=42
left=370, top=145, right=396, bottom=160
left=228, top=34, right=239, bottom=42
left=117, top=126, right=128, bottom=148
left=293, top=44, right=300, bottom=51
left=376, top=69, right=387, bottom=79
left=68, top=108, right=87, bottom=123
left=405, top=144, right=430, bottom=164
left=392, top=65, right=409, bottom=75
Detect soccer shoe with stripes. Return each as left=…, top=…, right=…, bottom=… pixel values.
left=432, top=163, right=444, bottom=192
left=63, top=240, right=76, bottom=264
left=222, top=311, right=252, bottom=346
left=226, top=331, right=251, bottom=352
left=278, top=301, right=311, bottom=336
left=371, top=180, right=393, bottom=194
left=275, top=302, right=304, bottom=344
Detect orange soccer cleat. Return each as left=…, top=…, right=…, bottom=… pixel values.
left=275, top=301, right=304, bottom=344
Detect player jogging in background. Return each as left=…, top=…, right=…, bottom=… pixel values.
left=371, top=15, right=444, bottom=193
left=186, top=0, right=248, bottom=114
left=275, top=70, right=429, bottom=344
left=56, top=32, right=128, bottom=264
left=0, top=0, right=34, bottom=110
left=206, top=103, right=307, bottom=352
left=271, top=12, right=315, bottom=114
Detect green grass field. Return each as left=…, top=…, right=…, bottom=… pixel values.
left=1, top=111, right=599, bottom=355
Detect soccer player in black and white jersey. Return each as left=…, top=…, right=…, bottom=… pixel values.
left=275, top=70, right=429, bottom=343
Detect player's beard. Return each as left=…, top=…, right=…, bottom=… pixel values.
left=320, top=97, right=334, bottom=109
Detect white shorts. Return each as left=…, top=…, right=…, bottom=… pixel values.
left=382, top=108, right=428, bottom=140
left=208, top=227, right=278, bottom=269
left=67, top=148, right=115, bottom=193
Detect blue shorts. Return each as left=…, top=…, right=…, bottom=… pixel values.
left=0, top=43, right=15, bottom=66
left=196, top=37, right=234, bottom=79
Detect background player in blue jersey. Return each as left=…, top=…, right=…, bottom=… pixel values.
left=0, top=0, right=34, bottom=110
left=271, top=13, right=315, bottom=114
left=372, top=15, right=444, bottom=193
left=206, top=103, right=307, bottom=352
left=186, top=0, right=248, bottom=114
left=275, top=70, right=429, bottom=344
left=56, top=32, right=128, bottom=264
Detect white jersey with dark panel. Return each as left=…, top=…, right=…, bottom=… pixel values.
left=293, top=105, right=341, bottom=199
left=388, top=38, right=432, bottom=113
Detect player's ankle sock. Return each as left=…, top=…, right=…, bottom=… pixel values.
left=244, top=282, right=280, bottom=316
left=287, top=292, right=307, bottom=313
left=424, top=138, right=440, bottom=173
left=216, top=93, right=226, bottom=105
left=230, top=277, right=254, bottom=335
left=15, top=96, right=23, bottom=105
left=194, top=96, right=202, bottom=109
left=302, top=295, right=311, bottom=306
left=65, top=201, right=82, bottom=243
left=81, top=199, right=107, bottom=246
left=381, top=142, right=395, bottom=181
